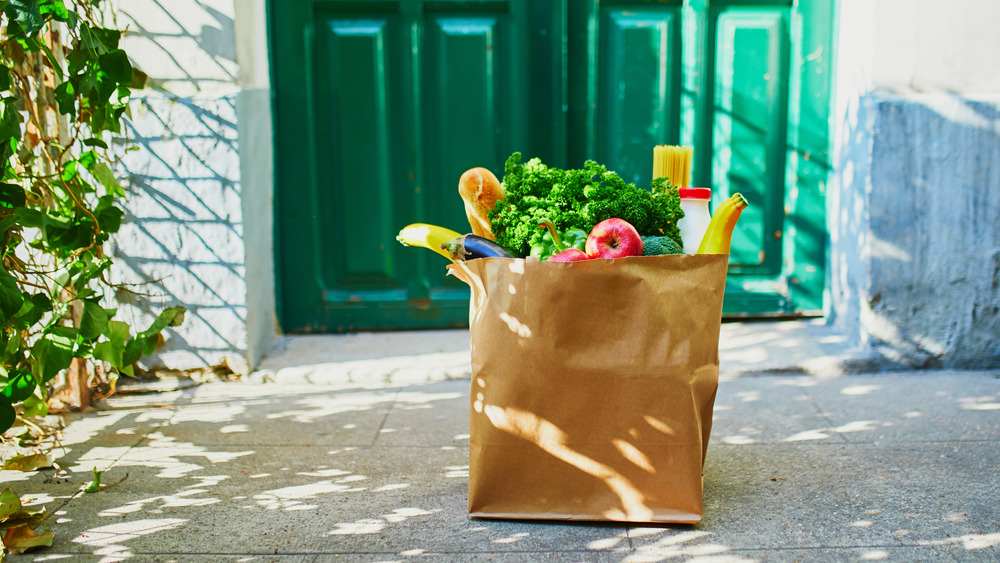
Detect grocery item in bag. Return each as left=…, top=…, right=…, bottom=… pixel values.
left=449, top=254, right=728, bottom=523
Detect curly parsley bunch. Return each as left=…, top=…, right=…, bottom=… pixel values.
left=488, top=153, right=683, bottom=258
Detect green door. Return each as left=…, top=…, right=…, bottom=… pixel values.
left=270, top=0, right=560, bottom=332
left=271, top=0, right=833, bottom=332
left=570, top=0, right=833, bottom=316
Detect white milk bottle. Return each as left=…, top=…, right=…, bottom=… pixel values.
left=677, top=188, right=712, bottom=254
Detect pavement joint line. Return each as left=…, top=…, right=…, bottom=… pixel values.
left=18, top=544, right=963, bottom=556
left=707, top=442, right=1000, bottom=450
left=799, top=384, right=854, bottom=445
left=707, top=545, right=956, bottom=554
left=370, top=388, right=402, bottom=448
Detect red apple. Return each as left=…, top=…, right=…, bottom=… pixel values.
left=550, top=248, right=590, bottom=262
left=585, top=218, right=643, bottom=259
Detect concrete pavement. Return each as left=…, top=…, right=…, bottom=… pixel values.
left=2, top=320, right=999, bottom=561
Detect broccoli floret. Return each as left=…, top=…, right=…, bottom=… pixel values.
left=640, top=235, right=683, bottom=256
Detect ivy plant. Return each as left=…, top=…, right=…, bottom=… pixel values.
left=0, top=0, right=185, bottom=434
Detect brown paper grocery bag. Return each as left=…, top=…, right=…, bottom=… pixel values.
left=449, top=254, right=728, bottom=524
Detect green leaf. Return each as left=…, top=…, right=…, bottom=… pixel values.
left=89, top=162, right=122, bottom=196
left=13, top=292, right=52, bottom=330
left=94, top=318, right=129, bottom=369
left=21, top=394, right=48, bottom=418
left=0, top=99, right=23, bottom=144
left=0, top=138, right=16, bottom=172
left=60, top=158, right=78, bottom=183
left=112, top=307, right=186, bottom=374
left=79, top=298, right=110, bottom=340
left=15, top=33, right=41, bottom=53
left=39, top=0, right=77, bottom=28
left=78, top=149, right=97, bottom=170
left=83, top=137, right=108, bottom=149
left=104, top=318, right=131, bottom=343
left=140, top=305, right=187, bottom=337
left=54, top=80, right=76, bottom=116
left=13, top=207, right=43, bottom=228
left=0, top=488, right=23, bottom=520
left=122, top=336, right=148, bottom=366
left=83, top=466, right=103, bottom=492
left=4, top=0, right=45, bottom=35
left=0, top=267, right=25, bottom=323
left=0, top=491, right=46, bottom=523
left=94, top=196, right=123, bottom=232
left=0, top=400, right=14, bottom=433
left=99, top=49, right=132, bottom=85
left=0, top=370, right=36, bottom=403
left=0, top=182, right=26, bottom=208
left=79, top=23, right=120, bottom=55
left=32, top=326, right=76, bottom=384
left=2, top=329, right=21, bottom=362
left=0, top=64, right=10, bottom=91
left=47, top=213, right=94, bottom=252
left=0, top=214, right=17, bottom=234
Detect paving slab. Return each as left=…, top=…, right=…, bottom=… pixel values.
left=2, top=326, right=999, bottom=562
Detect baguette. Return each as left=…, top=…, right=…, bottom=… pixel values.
left=458, top=167, right=504, bottom=240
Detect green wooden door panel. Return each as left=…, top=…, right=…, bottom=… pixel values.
left=420, top=7, right=530, bottom=300
left=314, top=15, right=401, bottom=293
left=711, top=8, right=788, bottom=275
left=310, top=9, right=437, bottom=329
left=597, top=6, right=682, bottom=187
left=272, top=0, right=544, bottom=332
left=778, top=0, right=834, bottom=314
left=569, top=0, right=829, bottom=317
left=707, top=0, right=832, bottom=316
left=421, top=7, right=527, bottom=244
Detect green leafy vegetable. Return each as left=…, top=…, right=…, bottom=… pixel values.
left=489, top=153, right=684, bottom=258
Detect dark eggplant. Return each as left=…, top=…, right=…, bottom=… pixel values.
left=441, top=234, right=513, bottom=261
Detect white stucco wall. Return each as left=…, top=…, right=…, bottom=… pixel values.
left=830, top=0, right=1000, bottom=368
left=107, top=0, right=276, bottom=373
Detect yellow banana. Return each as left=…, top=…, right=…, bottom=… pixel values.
left=696, top=193, right=748, bottom=255
left=397, top=223, right=463, bottom=260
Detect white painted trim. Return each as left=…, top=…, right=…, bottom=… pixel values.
left=234, top=0, right=279, bottom=368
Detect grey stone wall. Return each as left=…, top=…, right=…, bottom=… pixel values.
left=829, top=0, right=1000, bottom=371
left=868, top=95, right=1000, bottom=368
left=831, top=93, right=1000, bottom=369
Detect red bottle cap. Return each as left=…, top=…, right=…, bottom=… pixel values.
left=678, top=187, right=711, bottom=200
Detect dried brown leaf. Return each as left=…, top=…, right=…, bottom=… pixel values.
left=2, top=453, right=54, bottom=472
left=1, top=523, right=53, bottom=553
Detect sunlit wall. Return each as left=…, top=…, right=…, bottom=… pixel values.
left=829, top=0, right=1000, bottom=368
